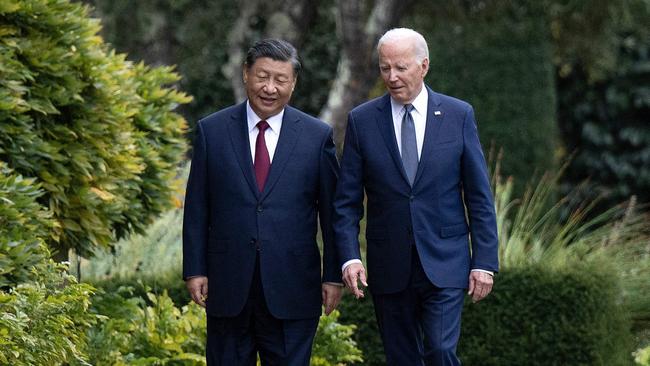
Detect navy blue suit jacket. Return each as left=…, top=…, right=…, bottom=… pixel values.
left=334, top=87, right=498, bottom=294
left=183, top=102, right=340, bottom=319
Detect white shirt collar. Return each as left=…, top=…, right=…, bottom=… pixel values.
left=246, top=101, right=284, bottom=133
left=390, top=83, right=428, bottom=118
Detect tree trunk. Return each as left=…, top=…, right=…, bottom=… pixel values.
left=319, top=0, right=414, bottom=150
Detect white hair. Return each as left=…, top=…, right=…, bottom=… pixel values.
left=377, top=28, right=429, bottom=62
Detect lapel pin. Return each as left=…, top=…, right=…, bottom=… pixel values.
left=434, top=111, right=442, bottom=116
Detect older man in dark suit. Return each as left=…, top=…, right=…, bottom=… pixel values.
left=183, top=39, right=342, bottom=366
left=334, top=28, right=499, bottom=365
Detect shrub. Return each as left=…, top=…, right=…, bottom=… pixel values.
left=0, top=163, right=52, bottom=288
left=312, top=309, right=363, bottom=366
left=84, top=287, right=206, bottom=366
left=459, top=263, right=632, bottom=365
left=0, top=261, right=98, bottom=365
left=0, top=0, right=190, bottom=258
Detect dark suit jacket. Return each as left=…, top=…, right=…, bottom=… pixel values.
left=183, top=102, right=340, bottom=319
left=334, top=86, right=498, bottom=294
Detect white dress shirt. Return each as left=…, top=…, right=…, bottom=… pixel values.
left=392, top=85, right=428, bottom=159
left=342, top=84, right=493, bottom=276
left=247, top=101, right=283, bottom=162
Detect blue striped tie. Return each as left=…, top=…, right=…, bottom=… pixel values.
left=401, top=104, right=418, bottom=185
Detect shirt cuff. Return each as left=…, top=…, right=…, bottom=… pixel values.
left=342, top=259, right=362, bottom=272
left=471, top=269, right=494, bottom=276
left=323, top=282, right=344, bottom=287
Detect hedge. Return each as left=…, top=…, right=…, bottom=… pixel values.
left=338, top=262, right=632, bottom=366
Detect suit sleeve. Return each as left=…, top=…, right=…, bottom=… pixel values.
left=333, top=113, right=364, bottom=265
left=461, top=106, right=499, bottom=273
left=182, top=121, right=209, bottom=279
left=318, top=127, right=342, bottom=283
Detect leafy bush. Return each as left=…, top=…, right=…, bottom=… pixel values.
left=0, top=163, right=52, bottom=288
left=0, top=261, right=98, bottom=365
left=0, top=0, right=190, bottom=257
left=459, top=263, right=632, bottom=365
left=84, top=287, right=206, bottom=365
left=311, top=309, right=363, bottom=366
left=558, top=31, right=650, bottom=209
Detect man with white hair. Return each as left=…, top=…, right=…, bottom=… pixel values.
left=334, top=28, right=499, bottom=365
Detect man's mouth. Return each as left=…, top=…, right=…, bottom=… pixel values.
left=259, top=96, right=276, bottom=104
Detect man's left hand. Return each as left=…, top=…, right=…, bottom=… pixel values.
left=322, top=283, right=343, bottom=315
left=468, top=271, right=493, bottom=303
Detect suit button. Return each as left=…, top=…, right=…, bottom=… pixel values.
left=257, top=205, right=263, bottom=212
left=250, top=239, right=256, bottom=245
left=409, top=195, right=415, bottom=201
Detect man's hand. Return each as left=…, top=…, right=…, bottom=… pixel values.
left=343, top=262, right=367, bottom=299
left=186, top=276, right=208, bottom=307
left=468, top=271, right=493, bottom=303
left=322, top=283, right=343, bottom=315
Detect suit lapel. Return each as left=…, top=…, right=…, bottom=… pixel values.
left=375, top=95, right=411, bottom=185
left=261, top=106, right=302, bottom=200
left=227, top=103, right=260, bottom=198
left=412, top=87, right=443, bottom=187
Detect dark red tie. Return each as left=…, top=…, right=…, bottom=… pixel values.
left=254, top=120, right=271, bottom=192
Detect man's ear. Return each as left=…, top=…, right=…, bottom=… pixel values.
left=421, top=58, right=430, bottom=78
left=242, top=64, right=248, bottom=83
left=291, top=76, right=298, bottom=92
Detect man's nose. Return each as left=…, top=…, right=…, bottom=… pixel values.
left=262, top=80, right=277, bottom=93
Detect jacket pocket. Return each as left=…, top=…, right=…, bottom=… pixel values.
left=440, top=223, right=469, bottom=238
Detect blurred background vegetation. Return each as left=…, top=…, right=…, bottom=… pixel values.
left=1, top=0, right=649, bottom=365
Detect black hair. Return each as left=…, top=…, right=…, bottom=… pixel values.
left=245, top=39, right=301, bottom=77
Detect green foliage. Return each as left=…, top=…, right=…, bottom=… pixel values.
left=636, top=344, right=650, bottom=366
left=79, top=207, right=183, bottom=280
left=407, top=1, right=558, bottom=189
left=459, top=263, right=632, bottom=365
left=311, top=309, right=363, bottom=366
left=492, top=162, right=650, bottom=324
left=0, top=162, right=53, bottom=287
left=85, top=287, right=206, bottom=365
left=337, top=294, right=385, bottom=366
left=0, top=261, right=98, bottom=365
left=0, top=0, right=190, bottom=257
left=558, top=30, right=650, bottom=208
left=77, top=204, right=189, bottom=306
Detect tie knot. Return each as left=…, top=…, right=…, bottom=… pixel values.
left=404, top=104, right=414, bottom=114
left=257, top=120, right=270, bottom=132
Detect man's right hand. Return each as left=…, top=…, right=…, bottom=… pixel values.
left=186, top=276, right=208, bottom=307
left=342, top=263, right=367, bottom=299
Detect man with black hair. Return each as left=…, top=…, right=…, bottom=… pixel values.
left=183, top=39, right=342, bottom=365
